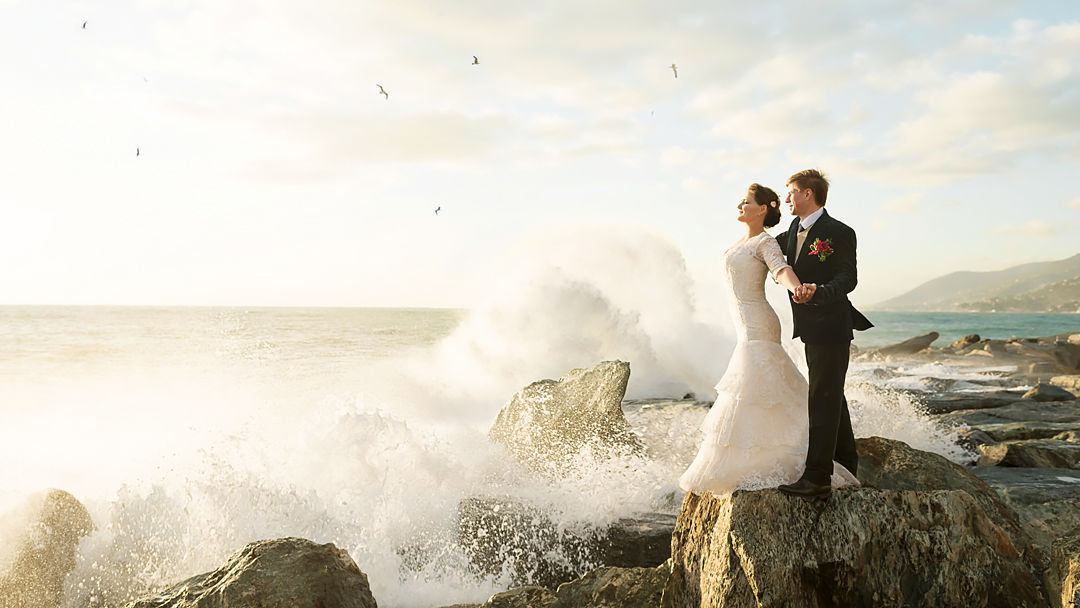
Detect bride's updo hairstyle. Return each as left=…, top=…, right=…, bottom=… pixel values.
left=749, top=183, right=782, bottom=228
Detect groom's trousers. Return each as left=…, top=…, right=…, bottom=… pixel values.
left=803, top=341, right=858, bottom=486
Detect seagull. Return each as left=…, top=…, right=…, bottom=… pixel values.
left=377, top=84, right=388, bottom=100
left=472, top=56, right=479, bottom=65
left=82, top=21, right=87, bottom=29
left=435, top=206, right=441, bottom=215
left=136, top=148, right=140, bottom=156
left=670, top=63, right=678, bottom=78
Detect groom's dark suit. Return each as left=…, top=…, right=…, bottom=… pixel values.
left=776, top=209, right=872, bottom=486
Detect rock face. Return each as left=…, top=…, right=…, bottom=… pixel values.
left=1047, top=534, right=1080, bottom=608
left=488, top=360, right=643, bottom=476
left=126, top=538, right=376, bottom=608
left=0, top=489, right=95, bottom=608
left=854, top=437, right=1041, bottom=562
left=662, top=489, right=1046, bottom=608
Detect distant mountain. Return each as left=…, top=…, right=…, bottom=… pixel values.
left=871, top=253, right=1080, bottom=312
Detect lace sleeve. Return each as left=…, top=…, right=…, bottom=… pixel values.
left=756, top=234, right=791, bottom=280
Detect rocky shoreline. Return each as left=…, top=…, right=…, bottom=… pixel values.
left=4, top=332, right=1080, bottom=607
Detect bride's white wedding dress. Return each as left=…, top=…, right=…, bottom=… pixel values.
left=679, top=232, right=859, bottom=494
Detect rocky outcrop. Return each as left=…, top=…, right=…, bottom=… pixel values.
left=920, top=390, right=1025, bottom=414
left=976, top=421, right=1080, bottom=442
left=938, top=400, right=1080, bottom=428
left=478, top=564, right=670, bottom=608
left=125, top=537, right=376, bottom=608
left=458, top=496, right=674, bottom=589
left=1026, top=384, right=1078, bottom=402
left=859, top=331, right=939, bottom=359
left=1047, top=533, right=1080, bottom=608
left=662, top=489, right=1045, bottom=608
left=0, top=489, right=95, bottom=608
left=951, top=333, right=981, bottom=348
left=854, top=437, right=1039, bottom=560
left=972, top=467, right=1080, bottom=507
left=488, top=361, right=643, bottom=477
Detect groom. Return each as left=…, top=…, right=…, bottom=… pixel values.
left=775, top=169, right=873, bottom=500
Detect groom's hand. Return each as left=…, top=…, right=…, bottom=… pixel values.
left=792, top=283, right=817, bottom=304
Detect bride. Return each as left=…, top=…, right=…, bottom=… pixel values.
left=679, top=183, right=859, bottom=495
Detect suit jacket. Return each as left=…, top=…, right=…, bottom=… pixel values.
left=776, top=209, right=873, bottom=344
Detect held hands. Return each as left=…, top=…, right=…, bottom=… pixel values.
left=792, top=283, right=817, bottom=304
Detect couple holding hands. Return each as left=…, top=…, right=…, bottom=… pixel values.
left=680, top=168, right=873, bottom=500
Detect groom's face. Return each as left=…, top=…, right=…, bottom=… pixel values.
left=785, top=184, right=812, bottom=216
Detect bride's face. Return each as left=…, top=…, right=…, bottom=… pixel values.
left=737, top=189, right=766, bottom=225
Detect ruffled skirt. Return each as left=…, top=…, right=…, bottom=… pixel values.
left=679, top=339, right=858, bottom=494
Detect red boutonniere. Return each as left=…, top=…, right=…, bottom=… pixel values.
left=808, top=238, right=834, bottom=261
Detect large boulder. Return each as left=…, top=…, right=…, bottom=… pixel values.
left=976, top=421, right=1080, bottom=442
left=488, top=361, right=643, bottom=477
left=125, top=537, right=376, bottom=608
left=854, top=437, right=1037, bottom=556
left=661, top=489, right=1046, bottom=608
left=0, top=489, right=95, bottom=608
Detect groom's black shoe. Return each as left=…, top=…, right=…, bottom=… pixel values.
left=778, top=478, right=831, bottom=501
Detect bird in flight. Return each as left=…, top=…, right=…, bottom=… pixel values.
left=472, top=56, right=479, bottom=65
left=377, top=84, right=388, bottom=100
left=136, top=148, right=140, bottom=156
left=670, top=63, right=678, bottom=78
left=435, top=206, right=441, bottom=215
left=82, top=21, right=87, bottom=29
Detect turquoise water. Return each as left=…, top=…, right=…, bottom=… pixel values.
left=853, top=311, right=1080, bottom=348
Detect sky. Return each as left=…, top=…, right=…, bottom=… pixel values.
left=2, top=0, right=1079, bottom=309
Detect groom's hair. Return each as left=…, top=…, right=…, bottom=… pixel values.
left=787, top=169, right=829, bottom=206
left=749, top=183, right=782, bottom=227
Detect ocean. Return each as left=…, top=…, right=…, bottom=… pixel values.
left=0, top=305, right=1069, bottom=607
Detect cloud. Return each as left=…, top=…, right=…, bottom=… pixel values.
left=881, top=194, right=922, bottom=215
left=992, top=220, right=1062, bottom=238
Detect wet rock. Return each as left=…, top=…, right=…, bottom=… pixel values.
left=920, top=390, right=1026, bottom=414
left=0, top=489, right=95, bottom=608
left=125, top=537, right=376, bottom=608
left=951, top=334, right=981, bottom=349
left=938, top=400, right=1080, bottom=428
left=458, top=496, right=674, bottom=589
left=662, top=489, right=1045, bottom=608
left=971, top=467, right=1080, bottom=507
left=977, top=439, right=1080, bottom=469
left=479, top=586, right=554, bottom=608
left=1026, top=384, right=1078, bottom=402
left=488, top=361, right=643, bottom=477
left=975, top=421, right=1080, bottom=442
left=1056, top=431, right=1080, bottom=442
